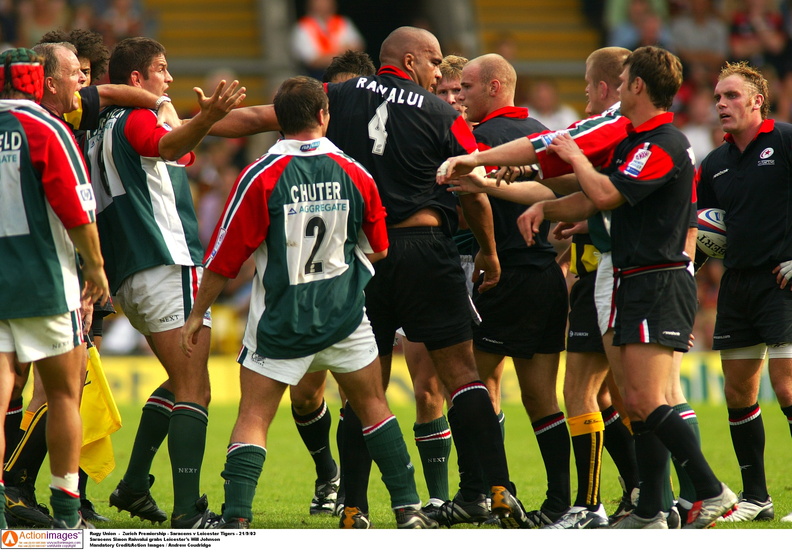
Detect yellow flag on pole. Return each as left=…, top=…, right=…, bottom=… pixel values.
left=80, top=344, right=122, bottom=483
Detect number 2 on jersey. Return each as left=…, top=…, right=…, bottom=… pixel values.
left=304, top=216, right=326, bottom=274
left=368, top=101, right=389, bottom=155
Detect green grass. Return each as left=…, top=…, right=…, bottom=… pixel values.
left=54, top=401, right=792, bottom=530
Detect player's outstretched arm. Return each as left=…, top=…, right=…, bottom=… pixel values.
left=439, top=137, right=538, bottom=183
left=97, top=84, right=181, bottom=128
left=181, top=269, right=229, bottom=357
left=208, top=104, right=280, bottom=138
left=158, top=80, right=246, bottom=160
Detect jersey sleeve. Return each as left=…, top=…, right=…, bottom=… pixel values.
left=530, top=113, right=627, bottom=179
left=450, top=114, right=477, bottom=155
left=345, top=160, right=389, bottom=254
left=609, top=141, right=677, bottom=206
left=204, top=164, right=274, bottom=278
left=123, top=108, right=195, bottom=165
left=20, top=113, right=95, bottom=229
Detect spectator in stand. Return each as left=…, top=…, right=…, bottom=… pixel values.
left=17, top=0, right=69, bottom=46
left=607, top=0, right=672, bottom=49
left=678, top=87, right=721, bottom=168
left=291, top=0, right=365, bottom=80
left=526, top=78, right=579, bottom=131
left=670, top=0, right=729, bottom=78
left=728, top=0, right=792, bottom=120
left=98, top=0, right=143, bottom=48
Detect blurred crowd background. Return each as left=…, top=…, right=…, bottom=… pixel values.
left=2, top=0, right=784, bottom=354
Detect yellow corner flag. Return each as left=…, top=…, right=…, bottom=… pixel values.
left=80, top=344, right=122, bottom=483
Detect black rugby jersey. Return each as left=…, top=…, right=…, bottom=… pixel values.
left=607, top=112, right=695, bottom=269
left=324, top=66, right=477, bottom=236
left=696, top=119, right=792, bottom=269
left=473, top=106, right=556, bottom=268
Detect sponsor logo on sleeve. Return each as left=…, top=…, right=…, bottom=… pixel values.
left=624, top=148, right=651, bottom=177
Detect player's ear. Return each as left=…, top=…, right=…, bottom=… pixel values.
left=403, top=52, right=415, bottom=72
left=129, top=70, right=142, bottom=87
left=44, top=75, right=57, bottom=95
left=754, top=93, right=764, bottom=111
left=489, top=79, right=499, bottom=96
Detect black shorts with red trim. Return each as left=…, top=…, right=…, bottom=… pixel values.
left=613, top=265, right=696, bottom=352
left=365, top=227, right=474, bottom=356
left=472, top=263, right=568, bottom=358
left=567, top=272, right=605, bottom=354
left=713, top=266, right=792, bottom=350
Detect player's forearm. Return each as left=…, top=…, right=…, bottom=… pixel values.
left=485, top=179, right=557, bottom=205
left=191, top=269, right=230, bottom=318
left=158, top=112, right=216, bottom=160
left=459, top=193, right=497, bottom=255
left=67, top=223, right=104, bottom=270
left=542, top=191, right=598, bottom=223
left=570, top=154, right=623, bottom=211
left=477, top=137, right=537, bottom=168
left=97, top=84, right=161, bottom=110
left=209, top=105, right=280, bottom=137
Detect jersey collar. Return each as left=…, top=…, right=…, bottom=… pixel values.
left=478, top=106, right=530, bottom=125
left=723, top=118, right=775, bottom=144
left=625, top=111, right=674, bottom=134
left=377, top=65, right=412, bottom=81
left=270, top=136, right=340, bottom=156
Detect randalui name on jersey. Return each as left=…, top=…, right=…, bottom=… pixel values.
left=354, top=77, right=425, bottom=108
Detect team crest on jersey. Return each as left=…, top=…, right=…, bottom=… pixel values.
left=624, top=148, right=651, bottom=177
left=300, top=140, right=320, bottom=152
left=758, top=147, right=775, bottom=166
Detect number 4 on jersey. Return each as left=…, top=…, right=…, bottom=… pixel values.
left=368, top=101, right=389, bottom=155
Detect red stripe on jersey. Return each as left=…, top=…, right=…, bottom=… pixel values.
left=476, top=142, right=497, bottom=174
left=124, top=109, right=195, bottom=166
left=617, top=142, right=675, bottom=182
left=204, top=156, right=287, bottom=278
left=15, top=111, right=93, bottom=229
left=532, top=115, right=629, bottom=179
left=327, top=152, right=389, bottom=254
left=451, top=114, right=477, bottom=154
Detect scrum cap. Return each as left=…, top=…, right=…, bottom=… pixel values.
left=0, top=48, right=44, bottom=101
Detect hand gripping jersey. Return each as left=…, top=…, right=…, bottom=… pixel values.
left=324, top=66, right=477, bottom=236
left=606, top=112, right=695, bottom=269
left=473, top=106, right=555, bottom=268
left=0, top=100, right=95, bottom=319
left=204, top=137, right=388, bottom=359
left=696, top=119, right=792, bottom=269
left=84, top=106, right=203, bottom=293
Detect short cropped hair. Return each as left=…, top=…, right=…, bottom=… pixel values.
left=586, top=46, right=630, bottom=92
left=274, top=76, right=329, bottom=135
left=719, top=61, right=770, bottom=119
left=438, top=54, right=467, bottom=81
left=624, top=46, right=683, bottom=110
left=39, top=28, right=110, bottom=83
left=31, top=42, right=77, bottom=79
left=323, top=50, right=375, bottom=83
left=109, top=37, right=165, bottom=85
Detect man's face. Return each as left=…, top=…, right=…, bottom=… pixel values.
left=138, top=53, right=172, bottom=96
left=78, top=56, right=92, bottom=85
left=714, top=74, right=762, bottom=135
left=436, top=76, right=464, bottom=115
left=458, top=63, right=489, bottom=123
left=409, top=40, right=443, bottom=92
left=616, top=65, right=634, bottom=119
left=583, top=62, right=602, bottom=116
left=54, top=48, right=85, bottom=114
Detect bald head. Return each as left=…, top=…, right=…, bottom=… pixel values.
left=379, top=26, right=443, bottom=91
left=380, top=26, right=439, bottom=66
left=467, top=54, right=516, bottom=97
